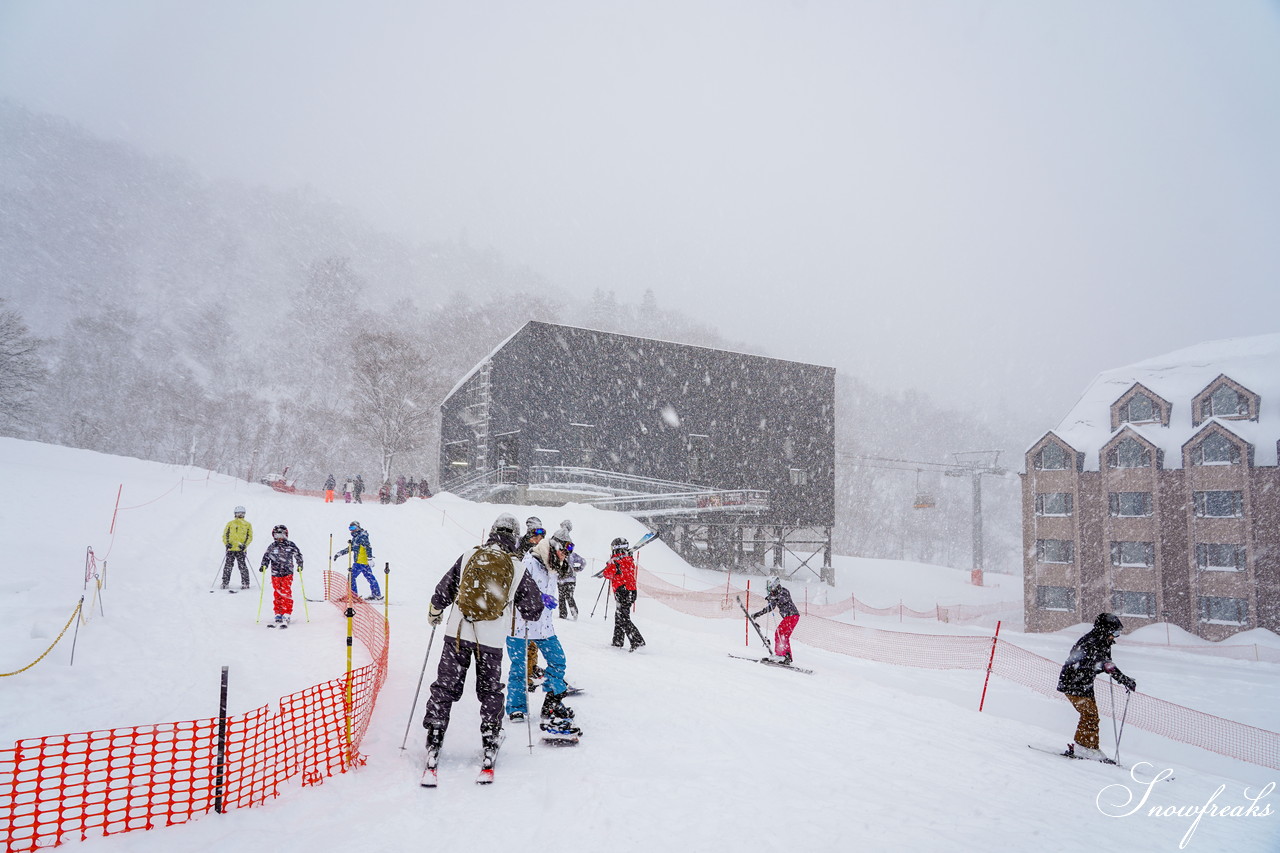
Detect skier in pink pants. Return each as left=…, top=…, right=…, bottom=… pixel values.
left=751, top=576, right=801, bottom=665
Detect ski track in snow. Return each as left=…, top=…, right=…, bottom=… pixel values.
left=1, top=437, right=1277, bottom=852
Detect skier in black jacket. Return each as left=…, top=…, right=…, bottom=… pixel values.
left=752, top=576, right=801, bottom=665
left=1056, top=612, right=1137, bottom=761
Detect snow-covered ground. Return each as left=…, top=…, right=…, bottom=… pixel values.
left=2, top=437, right=1277, bottom=852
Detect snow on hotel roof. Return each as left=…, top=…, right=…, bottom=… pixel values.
left=1035, top=333, right=1280, bottom=472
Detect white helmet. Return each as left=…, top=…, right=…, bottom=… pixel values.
left=234, top=505, right=246, bottom=517
left=766, top=576, right=781, bottom=593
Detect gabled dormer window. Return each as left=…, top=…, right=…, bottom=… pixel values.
left=1191, top=432, right=1240, bottom=466
left=1192, top=375, right=1258, bottom=426
left=1110, top=383, right=1171, bottom=430
left=1122, top=394, right=1156, bottom=424
left=1206, top=385, right=1246, bottom=418
left=1108, top=437, right=1151, bottom=469
left=1035, top=442, right=1070, bottom=471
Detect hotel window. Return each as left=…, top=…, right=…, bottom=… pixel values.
left=1191, top=433, right=1240, bottom=466
left=1195, top=543, right=1246, bottom=571
left=1036, top=539, right=1075, bottom=564
left=1120, top=393, right=1157, bottom=424
left=1204, top=385, right=1248, bottom=419
left=1108, top=492, right=1152, bottom=517
left=1197, top=596, right=1248, bottom=625
left=1110, top=541, right=1155, bottom=568
left=1108, top=437, right=1150, bottom=469
left=1035, top=493, right=1073, bottom=516
left=1036, top=585, right=1076, bottom=611
left=1193, top=490, right=1244, bottom=518
left=1035, top=443, right=1070, bottom=471
left=1112, top=591, right=1155, bottom=618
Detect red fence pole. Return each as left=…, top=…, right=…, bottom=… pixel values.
left=978, top=620, right=1002, bottom=712
left=744, top=581, right=751, bottom=647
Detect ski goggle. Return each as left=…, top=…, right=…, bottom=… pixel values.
left=560, top=542, right=574, bottom=553
left=530, top=528, right=546, bottom=537
left=274, top=531, right=287, bottom=539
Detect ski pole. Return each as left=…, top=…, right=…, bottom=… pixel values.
left=399, top=623, right=439, bottom=750
left=255, top=567, right=267, bottom=624
left=210, top=557, right=224, bottom=592
left=1116, top=681, right=1136, bottom=758
left=590, top=577, right=608, bottom=618
left=524, top=624, right=535, bottom=754
left=298, top=566, right=310, bottom=622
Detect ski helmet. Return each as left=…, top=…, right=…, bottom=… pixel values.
left=1094, top=612, right=1124, bottom=636
left=234, top=505, right=246, bottom=517
left=272, top=524, right=288, bottom=539
left=766, top=576, right=781, bottom=593
left=611, top=537, right=630, bottom=553
left=525, top=516, right=546, bottom=537
left=349, top=521, right=362, bottom=532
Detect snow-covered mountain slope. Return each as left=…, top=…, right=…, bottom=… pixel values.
left=1, top=438, right=1276, bottom=852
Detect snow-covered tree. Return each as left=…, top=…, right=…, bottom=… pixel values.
left=349, top=330, right=437, bottom=483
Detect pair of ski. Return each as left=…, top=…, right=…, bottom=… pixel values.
left=1027, top=744, right=1175, bottom=781
left=421, top=745, right=500, bottom=787
left=732, top=596, right=814, bottom=674
left=420, top=723, right=581, bottom=787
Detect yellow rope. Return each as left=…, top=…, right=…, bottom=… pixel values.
left=1, top=599, right=84, bottom=677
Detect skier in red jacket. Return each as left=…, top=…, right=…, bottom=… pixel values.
left=602, top=537, right=646, bottom=651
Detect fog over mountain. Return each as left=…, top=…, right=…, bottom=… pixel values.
left=3, top=2, right=1278, bottom=573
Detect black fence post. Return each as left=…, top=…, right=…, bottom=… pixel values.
left=214, top=666, right=229, bottom=814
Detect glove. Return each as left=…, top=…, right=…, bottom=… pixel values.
left=1117, top=674, right=1136, bottom=693
left=541, top=594, right=557, bottom=610
left=752, top=610, right=764, bottom=620
left=296, top=566, right=303, bottom=573
left=428, top=604, right=444, bottom=626
left=333, top=554, right=340, bottom=562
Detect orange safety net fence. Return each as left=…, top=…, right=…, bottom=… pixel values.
left=638, top=568, right=1280, bottom=771
left=0, top=570, right=387, bottom=853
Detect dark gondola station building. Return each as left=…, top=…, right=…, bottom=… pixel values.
left=439, top=321, right=837, bottom=582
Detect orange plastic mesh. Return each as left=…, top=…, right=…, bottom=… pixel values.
left=0, top=570, right=388, bottom=852
left=638, top=568, right=1280, bottom=771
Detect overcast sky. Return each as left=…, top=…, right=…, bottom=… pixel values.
left=3, top=1, right=1279, bottom=437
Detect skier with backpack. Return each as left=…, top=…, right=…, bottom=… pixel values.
left=333, top=521, right=382, bottom=601
left=259, top=524, right=303, bottom=627
left=421, top=513, right=544, bottom=784
left=519, top=517, right=548, bottom=690
left=602, top=537, right=646, bottom=652
left=1056, top=612, right=1138, bottom=762
left=504, top=527, right=579, bottom=734
left=750, top=576, right=800, bottom=665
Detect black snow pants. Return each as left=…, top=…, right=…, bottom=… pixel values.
left=422, top=637, right=505, bottom=738
left=558, top=582, right=578, bottom=619
left=221, top=549, right=250, bottom=588
left=611, top=587, right=645, bottom=649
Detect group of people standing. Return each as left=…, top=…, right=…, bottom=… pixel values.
left=321, top=474, right=433, bottom=505
left=419, top=514, right=649, bottom=773
left=323, top=474, right=365, bottom=504
left=218, top=505, right=304, bottom=626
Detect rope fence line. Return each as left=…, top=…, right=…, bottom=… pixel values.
left=0, top=601, right=83, bottom=678
left=638, top=568, right=1280, bottom=772
left=0, top=570, right=388, bottom=853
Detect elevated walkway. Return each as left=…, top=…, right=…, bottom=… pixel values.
left=441, top=465, right=770, bottom=518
